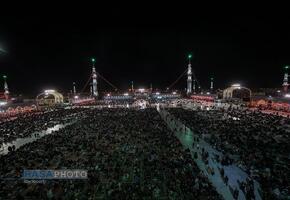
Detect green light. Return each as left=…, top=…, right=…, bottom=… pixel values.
left=211, top=77, right=214, bottom=80
left=91, top=58, right=95, bottom=62
left=285, top=65, right=289, bottom=69
left=188, top=54, right=192, bottom=59
left=3, top=75, right=7, bottom=79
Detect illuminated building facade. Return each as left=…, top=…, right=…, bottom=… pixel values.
left=36, top=90, right=64, bottom=108
left=223, top=84, right=251, bottom=101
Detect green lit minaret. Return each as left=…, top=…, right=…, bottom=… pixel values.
left=187, top=54, right=192, bottom=95
left=91, top=58, right=98, bottom=97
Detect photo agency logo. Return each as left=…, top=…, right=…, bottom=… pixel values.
left=22, top=170, right=88, bottom=180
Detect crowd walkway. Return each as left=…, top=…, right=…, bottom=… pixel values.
left=0, top=111, right=83, bottom=156
left=0, top=122, right=73, bottom=156
left=158, top=108, right=262, bottom=200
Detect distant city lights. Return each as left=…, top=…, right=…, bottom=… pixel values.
left=74, top=96, right=79, bottom=99
left=138, top=88, right=145, bottom=93
left=231, top=83, right=241, bottom=89
left=232, top=84, right=241, bottom=87
left=124, top=93, right=129, bottom=96
left=233, top=117, right=240, bottom=121
left=0, top=101, right=7, bottom=106
left=285, top=94, right=290, bottom=98
left=172, top=91, right=177, bottom=95
left=44, top=89, right=56, bottom=93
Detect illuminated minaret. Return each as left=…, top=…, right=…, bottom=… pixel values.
left=3, top=75, right=9, bottom=100
left=90, top=83, right=93, bottom=96
left=131, top=81, right=134, bottom=91
left=282, top=66, right=289, bottom=93
left=193, top=80, right=196, bottom=94
left=210, top=77, right=214, bottom=91
left=73, top=82, right=76, bottom=95
left=187, top=54, right=192, bottom=95
left=91, top=58, right=98, bottom=97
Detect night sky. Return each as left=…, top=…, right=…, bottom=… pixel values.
left=1, top=10, right=290, bottom=96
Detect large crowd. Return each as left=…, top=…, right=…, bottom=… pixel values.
left=0, top=107, right=221, bottom=199
left=168, top=107, right=290, bottom=199
left=0, top=108, right=84, bottom=146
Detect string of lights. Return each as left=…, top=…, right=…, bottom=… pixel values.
left=167, top=69, right=187, bottom=89
left=97, top=72, right=119, bottom=91
left=80, top=76, right=92, bottom=93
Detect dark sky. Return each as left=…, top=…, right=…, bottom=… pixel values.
left=1, top=9, right=290, bottom=96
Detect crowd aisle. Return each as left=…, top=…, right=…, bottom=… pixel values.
left=160, top=109, right=262, bottom=200
left=0, top=108, right=85, bottom=146
left=168, top=107, right=290, bottom=199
